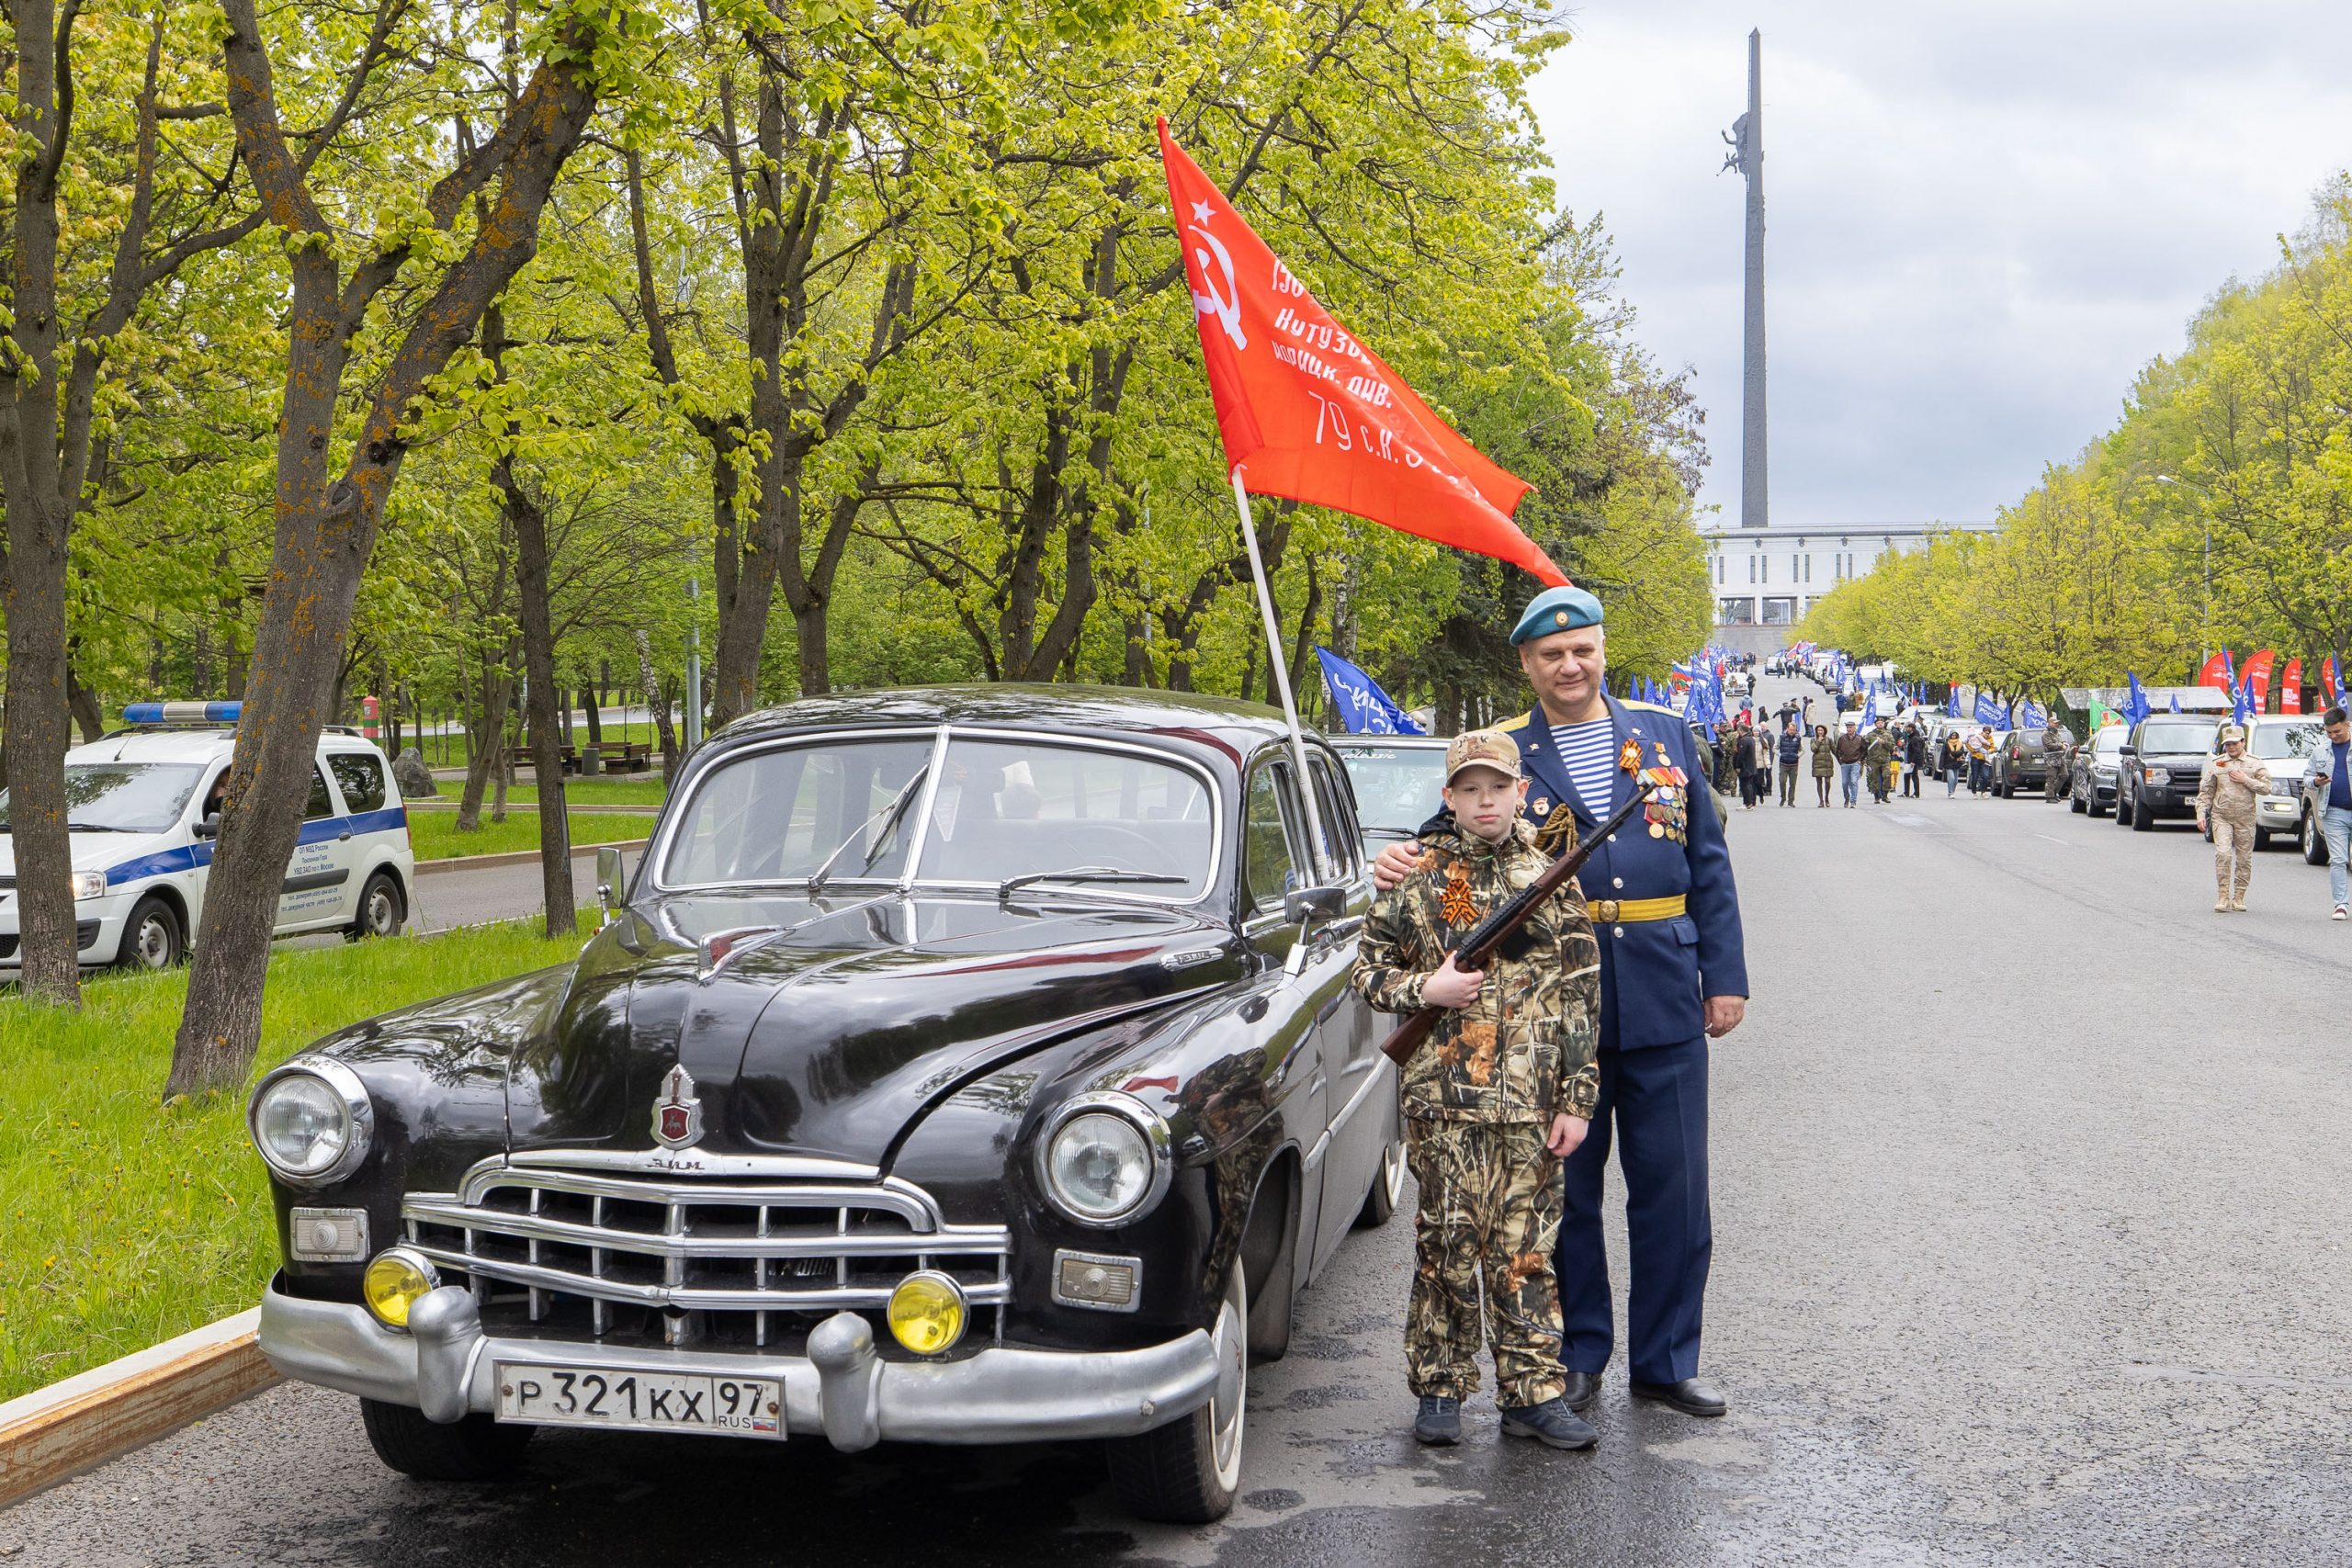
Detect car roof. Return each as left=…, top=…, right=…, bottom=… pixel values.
left=707, top=683, right=1314, bottom=774
left=67, top=728, right=381, bottom=764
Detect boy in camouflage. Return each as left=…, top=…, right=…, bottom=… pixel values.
left=1351, top=728, right=1603, bottom=1450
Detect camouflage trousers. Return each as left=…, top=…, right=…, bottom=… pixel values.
left=1404, top=1117, right=1566, bottom=1408
left=2213, top=810, right=2256, bottom=899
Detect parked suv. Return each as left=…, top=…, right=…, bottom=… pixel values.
left=2116, top=715, right=2222, bottom=831
left=2221, top=715, right=2326, bottom=852
left=1991, top=725, right=2072, bottom=797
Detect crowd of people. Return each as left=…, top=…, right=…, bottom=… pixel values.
left=1709, top=694, right=2039, bottom=812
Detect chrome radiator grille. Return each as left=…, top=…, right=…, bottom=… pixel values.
left=402, top=1157, right=1010, bottom=1350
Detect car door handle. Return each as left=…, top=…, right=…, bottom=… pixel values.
left=337, top=828, right=353, bottom=841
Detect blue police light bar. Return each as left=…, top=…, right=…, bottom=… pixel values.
left=121, top=701, right=242, bottom=724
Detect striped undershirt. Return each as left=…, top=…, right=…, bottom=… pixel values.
left=1555, top=717, right=1619, bottom=813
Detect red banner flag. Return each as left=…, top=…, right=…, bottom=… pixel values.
left=2197, top=650, right=2232, bottom=690
left=2246, top=649, right=2277, bottom=710
left=1156, top=119, right=1565, bottom=587
left=2282, top=658, right=2303, bottom=713
left=2326, top=657, right=2341, bottom=702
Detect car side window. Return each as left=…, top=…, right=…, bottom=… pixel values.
left=1242, top=761, right=1300, bottom=914
left=305, top=764, right=335, bottom=821
left=328, top=753, right=387, bottom=814
left=1307, top=758, right=1358, bottom=881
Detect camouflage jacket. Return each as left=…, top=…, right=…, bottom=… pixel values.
left=1351, top=819, right=1601, bottom=1124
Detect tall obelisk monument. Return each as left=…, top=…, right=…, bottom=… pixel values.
left=1722, top=29, right=1767, bottom=529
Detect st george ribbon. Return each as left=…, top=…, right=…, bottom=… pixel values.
left=1158, top=117, right=1562, bottom=868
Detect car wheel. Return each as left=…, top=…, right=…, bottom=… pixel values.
left=2304, top=808, right=2330, bottom=866
left=2256, top=827, right=2274, bottom=852
left=1105, top=1263, right=1246, bottom=1524
left=116, top=896, right=184, bottom=971
left=2114, top=786, right=2132, bottom=826
left=2072, top=780, right=2088, bottom=814
left=2131, top=787, right=2154, bottom=831
left=346, top=870, right=405, bottom=942
left=1356, top=1123, right=1407, bottom=1229
left=359, top=1398, right=533, bottom=1482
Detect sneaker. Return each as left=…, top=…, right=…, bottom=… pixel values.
left=2231, top=897, right=2246, bottom=912
left=1498, top=1395, right=1600, bottom=1450
left=2214, top=898, right=2229, bottom=913
left=2332, top=906, right=2346, bottom=921
left=1412, top=1394, right=1462, bottom=1446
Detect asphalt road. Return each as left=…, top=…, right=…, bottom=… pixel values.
left=406, top=847, right=642, bottom=935
left=12, top=673, right=2352, bottom=1566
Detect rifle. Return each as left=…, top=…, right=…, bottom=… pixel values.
left=1378, top=781, right=1658, bottom=1067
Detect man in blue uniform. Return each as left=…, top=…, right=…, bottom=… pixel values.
left=1372, top=584, right=1747, bottom=1418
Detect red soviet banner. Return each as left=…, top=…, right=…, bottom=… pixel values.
left=1156, top=118, right=1566, bottom=587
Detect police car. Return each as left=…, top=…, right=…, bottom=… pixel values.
left=0, top=702, right=415, bottom=971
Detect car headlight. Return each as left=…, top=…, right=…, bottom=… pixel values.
left=72, top=871, right=107, bottom=901
left=248, top=1059, right=373, bottom=1185
left=362, top=1247, right=439, bottom=1328
left=1038, top=1094, right=1170, bottom=1227
left=2275, top=778, right=2301, bottom=797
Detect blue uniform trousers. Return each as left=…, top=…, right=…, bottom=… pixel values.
left=1555, top=1021, right=1712, bottom=1385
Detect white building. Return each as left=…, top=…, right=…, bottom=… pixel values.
left=1699, top=520, right=1998, bottom=658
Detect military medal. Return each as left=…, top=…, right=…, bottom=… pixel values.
left=1532, top=796, right=1550, bottom=817
left=1618, top=737, right=1644, bottom=774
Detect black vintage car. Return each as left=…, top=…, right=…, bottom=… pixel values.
left=248, top=687, right=1403, bottom=1523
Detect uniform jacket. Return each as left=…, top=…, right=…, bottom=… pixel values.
left=1864, top=731, right=1894, bottom=768
left=2197, top=755, right=2273, bottom=820
left=1498, top=696, right=1747, bottom=1050
left=1352, top=819, right=1600, bottom=1123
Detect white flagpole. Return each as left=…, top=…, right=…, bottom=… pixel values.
left=1231, top=465, right=1331, bottom=880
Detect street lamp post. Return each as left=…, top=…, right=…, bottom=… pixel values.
left=2153, top=474, right=2211, bottom=665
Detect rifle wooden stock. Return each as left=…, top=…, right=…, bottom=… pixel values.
left=1377, top=782, right=1658, bottom=1068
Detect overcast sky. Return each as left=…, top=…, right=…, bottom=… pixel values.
left=1525, top=3, right=2352, bottom=529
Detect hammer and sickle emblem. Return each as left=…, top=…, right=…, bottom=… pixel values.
left=1188, top=222, right=1248, bottom=351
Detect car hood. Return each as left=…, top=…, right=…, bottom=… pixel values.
left=0, top=828, right=181, bottom=881
left=504, top=891, right=1240, bottom=1168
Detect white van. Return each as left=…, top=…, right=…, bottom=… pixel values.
left=0, top=703, right=415, bottom=971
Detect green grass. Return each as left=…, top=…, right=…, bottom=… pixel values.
left=405, top=809, right=659, bottom=862
left=409, top=776, right=669, bottom=807
left=0, top=919, right=593, bottom=1403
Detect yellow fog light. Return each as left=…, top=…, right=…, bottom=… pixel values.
left=362, top=1247, right=439, bottom=1329
left=886, top=1269, right=967, bottom=1355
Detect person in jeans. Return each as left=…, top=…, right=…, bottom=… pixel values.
left=2308, top=706, right=2352, bottom=919
left=1902, top=725, right=1926, bottom=797
left=1833, top=723, right=1866, bottom=807
left=1942, top=731, right=1967, bottom=797
left=1809, top=723, right=1835, bottom=807
left=1966, top=726, right=1996, bottom=795
left=1776, top=720, right=1802, bottom=807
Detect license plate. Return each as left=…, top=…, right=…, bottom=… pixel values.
left=493, top=1363, right=784, bottom=1438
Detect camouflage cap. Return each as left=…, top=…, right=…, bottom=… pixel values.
left=2217, top=723, right=2247, bottom=745
left=1444, top=728, right=1522, bottom=784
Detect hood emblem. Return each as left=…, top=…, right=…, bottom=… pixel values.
left=651, top=1064, right=704, bottom=1149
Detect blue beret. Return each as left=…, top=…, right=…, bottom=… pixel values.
left=1510, top=585, right=1604, bottom=645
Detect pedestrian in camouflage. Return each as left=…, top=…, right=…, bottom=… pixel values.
left=1352, top=728, right=1601, bottom=1451
left=2197, top=724, right=2271, bottom=912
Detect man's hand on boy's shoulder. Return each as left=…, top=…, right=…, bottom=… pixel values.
left=1373, top=838, right=1422, bottom=892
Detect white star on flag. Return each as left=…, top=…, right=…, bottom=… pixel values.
left=1191, top=200, right=1214, bottom=223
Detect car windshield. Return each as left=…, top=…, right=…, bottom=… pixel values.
left=2137, top=722, right=2213, bottom=752
left=0, top=762, right=203, bottom=834
left=2092, top=728, right=2128, bottom=755
left=2247, top=722, right=2324, bottom=760
left=1335, top=745, right=1448, bottom=836
left=661, top=733, right=1215, bottom=899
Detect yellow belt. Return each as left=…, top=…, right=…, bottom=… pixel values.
left=1589, top=895, right=1685, bottom=923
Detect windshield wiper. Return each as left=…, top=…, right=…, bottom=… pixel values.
left=998, top=865, right=1187, bottom=898
left=807, top=765, right=930, bottom=894
left=65, top=820, right=140, bottom=833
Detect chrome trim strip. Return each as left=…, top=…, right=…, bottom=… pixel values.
left=401, top=1199, right=1009, bottom=1260
left=895, top=725, right=955, bottom=891
left=496, top=1148, right=884, bottom=1183
left=399, top=1247, right=1012, bottom=1313
left=1034, top=1091, right=1175, bottom=1229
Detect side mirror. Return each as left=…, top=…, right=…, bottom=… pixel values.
left=195, top=812, right=222, bottom=840
left=595, top=846, right=624, bottom=923
left=2118, top=745, right=2136, bottom=758
left=1283, top=884, right=1347, bottom=925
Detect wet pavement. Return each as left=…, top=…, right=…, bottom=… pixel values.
left=10, top=674, right=2351, bottom=1565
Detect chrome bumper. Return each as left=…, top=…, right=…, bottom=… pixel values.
left=257, top=1275, right=1216, bottom=1450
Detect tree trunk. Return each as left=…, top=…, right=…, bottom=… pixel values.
left=582, top=687, right=602, bottom=746
left=66, top=666, right=107, bottom=744
left=497, top=430, right=575, bottom=939
left=635, top=629, right=677, bottom=784
left=167, top=9, right=604, bottom=1094
left=456, top=657, right=511, bottom=832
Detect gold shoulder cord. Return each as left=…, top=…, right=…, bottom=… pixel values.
left=1533, top=809, right=1580, bottom=859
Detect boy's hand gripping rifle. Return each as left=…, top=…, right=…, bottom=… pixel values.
left=1378, top=782, right=1657, bottom=1067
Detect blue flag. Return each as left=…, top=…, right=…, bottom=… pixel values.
left=2233, top=675, right=2256, bottom=726
left=1314, top=648, right=1423, bottom=735
left=2169, top=694, right=2181, bottom=713
left=2019, top=698, right=2048, bottom=730
left=1946, top=687, right=1962, bottom=718
left=1973, top=692, right=2006, bottom=728
left=2123, top=672, right=2153, bottom=728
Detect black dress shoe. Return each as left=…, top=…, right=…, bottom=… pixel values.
left=1561, top=1371, right=1599, bottom=1414
left=1629, top=1377, right=1727, bottom=1417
